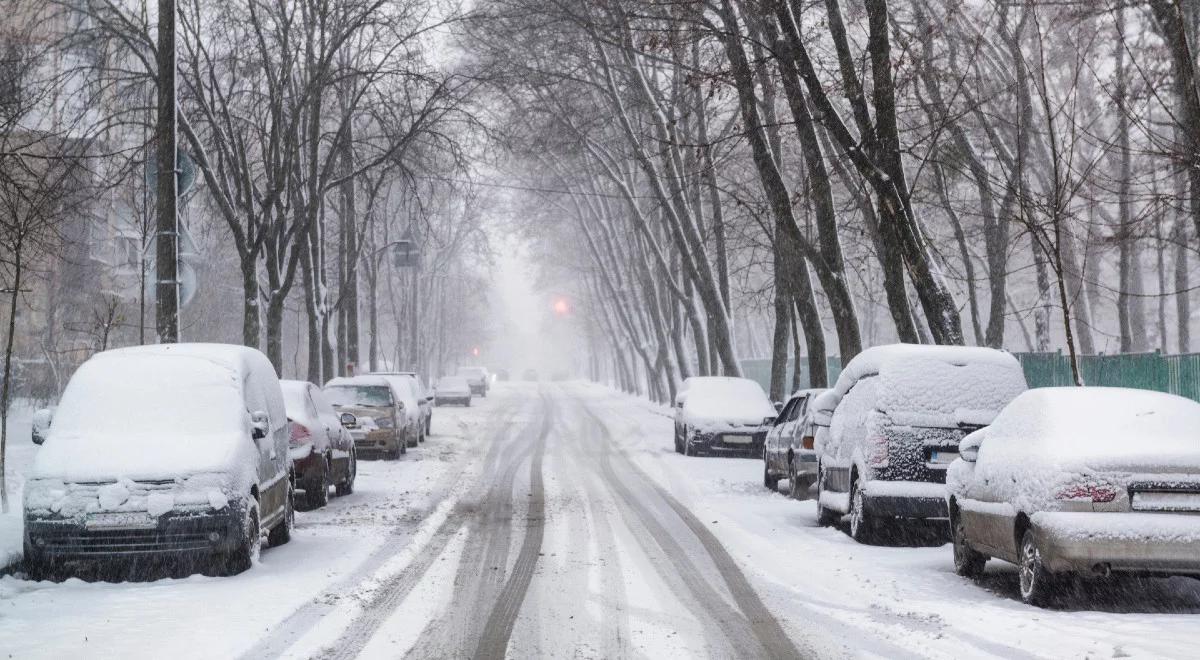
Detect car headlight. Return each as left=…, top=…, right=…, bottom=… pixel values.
left=376, top=417, right=395, bottom=428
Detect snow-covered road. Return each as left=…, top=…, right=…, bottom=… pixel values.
left=2, top=382, right=1199, bottom=659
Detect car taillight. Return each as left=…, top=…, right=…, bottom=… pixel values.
left=289, top=422, right=312, bottom=446
left=1057, top=483, right=1118, bottom=503
left=801, top=436, right=814, bottom=450
left=865, top=434, right=889, bottom=468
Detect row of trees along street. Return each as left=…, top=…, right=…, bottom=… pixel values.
left=475, top=0, right=1200, bottom=403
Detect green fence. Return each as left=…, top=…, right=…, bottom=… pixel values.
left=741, top=350, right=1200, bottom=403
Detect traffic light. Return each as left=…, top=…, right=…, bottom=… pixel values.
left=553, top=298, right=570, bottom=316
left=471, top=346, right=480, bottom=357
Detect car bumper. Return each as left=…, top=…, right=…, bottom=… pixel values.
left=25, top=508, right=243, bottom=561
left=861, top=480, right=948, bottom=519
left=793, top=452, right=819, bottom=478
left=292, top=451, right=326, bottom=486
left=350, top=428, right=401, bottom=455
left=436, top=396, right=470, bottom=405
left=691, top=430, right=766, bottom=454
left=1034, top=512, right=1200, bottom=576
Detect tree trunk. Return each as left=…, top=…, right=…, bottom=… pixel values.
left=0, top=249, right=21, bottom=513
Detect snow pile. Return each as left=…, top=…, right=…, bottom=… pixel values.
left=681, top=377, right=775, bottom=430
left=948, top=387, right=1200, bottom=513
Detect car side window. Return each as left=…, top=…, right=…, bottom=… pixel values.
left=775, top=400, right=795, bottom=426
left=789, top=397, right=807, bottom=422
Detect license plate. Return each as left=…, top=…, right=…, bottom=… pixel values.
left=1132, top=491, right=1200, bottom=512
left=85, top=512, right=156, bottom=530
left=723, top=435, right=753, bottom=444
left=929, top=451, right=958, bottom=464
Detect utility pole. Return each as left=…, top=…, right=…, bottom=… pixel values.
left=155, top=0, right=180, bottom=343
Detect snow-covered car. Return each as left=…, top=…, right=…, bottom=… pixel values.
left=281, top=380, right=357, bottom=508
left=373, top=372, right=433, bottom=442
left=434, top=376, right=472, bottom=406
left=23, top=344, right=294, bottom=579
left=812, top=344, right=1027, bottom=543
left=764, top=388, right=827, bottom=498
left=673, top=377, right=776, bottom=457
left=948, top=387, right=1200, bottom=605
left=324, top=376, right=412, bottom=459
left=456, top=366, right=490, bottom=397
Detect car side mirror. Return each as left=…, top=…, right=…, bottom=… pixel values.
left=340, top=412, right=358, bottom=429
left=959, top=433, right=984, bottom=463
left=31, top=408, right=52, bottom=445
left=774, top=401, right=784, bottom=413
left=674, top=393, right=687, bottom=408
left=250, top=410, right=270, bottom=440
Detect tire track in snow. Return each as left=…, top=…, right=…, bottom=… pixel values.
left=574, top=392, right=810, bottom=659
left=240, top=397, right=528, bottom=660
left=471, top=391, right=553, bottom=659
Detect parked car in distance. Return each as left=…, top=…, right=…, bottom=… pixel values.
left=522, top=369, right=539, bottom=381
left=435, top=376, right=473, bottom=406
left=764, top=388, right=828, bottom=498
left=372, top=372, right=433, bottom=441
left=674, top=377, right=776, bottom=457
left=281, top=380, right=357, bottom=508
left=23, top=343, right=294, bottom=580
left=812, top=344, right=1027, bottom=543
left=324, top=376, right=410, bottom=459
left=496, top=369, right=510, bottom=381
left=457, top=366, right=490, bottom=397
left=948, top=387, right=1200, bottom=606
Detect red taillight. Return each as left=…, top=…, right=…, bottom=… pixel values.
left=1057, top=483, right=1118, bottom=503
left=289, top=422, right=312, bottom=445
left=801, top=436, right=815, bottom=450
left=865, top=434, right=889, bottom=467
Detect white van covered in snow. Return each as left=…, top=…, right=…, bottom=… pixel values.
left=812, top=344, right=1027, bottom=543
left=23, top=343, right=294, bottom=578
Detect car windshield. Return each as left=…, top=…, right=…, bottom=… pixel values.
left=324, top=385, right=392, bottom=408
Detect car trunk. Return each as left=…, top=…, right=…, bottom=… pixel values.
left=877, top=424, right=968, bottom=484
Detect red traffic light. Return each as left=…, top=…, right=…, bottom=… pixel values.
left=471, top=347, right=480, bottom=357
left=553, top=298, right=570, bottom=316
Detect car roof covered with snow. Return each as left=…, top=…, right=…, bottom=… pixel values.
left=32, top=343, right=282, bottom=482
left=984, top=387, right=1200, bottom=464
left=680, top=376, right=775, bottom=426
left=813, top=344, right=1026, bottom=428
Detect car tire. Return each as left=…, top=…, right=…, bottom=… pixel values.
left=848, top=477, right=876, bottom=544
left=407, top=429, right=419, bottom=449
left=226, top=501, right=261, bottom=575
left=426, top=417, right=431, bottom=437
left=22, top=541, right=53, bottom=581
left=951, top=508, right=987, bottom=579
left=683, top=428, right=702, bottom=457
left=307, top=457, right=331, bottom=509
left=268, top=483, right=295, bottom=548
left=396, top=441, right=406, bottom=458
left=1018, top=529, right=1059, bottom=607
left=762, top=448, right=779, bottom=491
left=336, top=450, right=356, bottom=496
left=788, top=460, right=810, bottom=500
left=816, top=464, right=838, bottom=526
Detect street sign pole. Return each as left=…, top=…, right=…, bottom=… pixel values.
left=154, top=0, right=180, bottom=343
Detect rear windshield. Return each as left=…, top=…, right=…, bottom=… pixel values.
left=457, top=368, right=485, bottom=377
left=438, top=377, right=468, bottom=388
left=880, top=358, right=1026, bottom=428
left=324, top=385, right=392, bottom=407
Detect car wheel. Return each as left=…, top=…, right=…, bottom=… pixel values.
left=397, top=441, right=406, bottom=457
left=268, top=483, right=295, bottom=548
left=1018, top=529, right=1059, bottom=606
left=426, top=418, right=431, bottom=437
left=683, top=428, right=702, bottom=457
left=848, top=477, right=876, bottom=544
left=407, top=429, right=419, bottom=448
left=336, top=450, right=356, bottom=496
left=226, top=501, right=261, bottom=575
left=951, top=509, right=987, bottom=579
left=22, top=541, right=54, bottom=581
left=788, top=460, right=809, bottom=500
left=307, top=457, right=331, bottom=508
left=762, top=448, right=779, bottom=491
left=816, top=464, right=838, bottom=527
